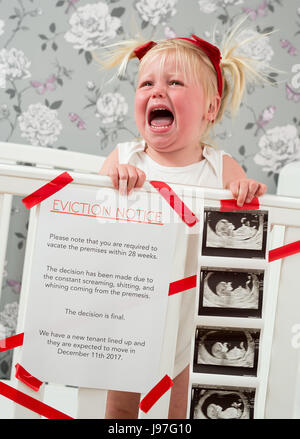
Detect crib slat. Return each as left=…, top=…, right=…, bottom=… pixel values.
left=77, top=388, right=107, bottom=419
left=138, top=294, right=182, bottom=419
left=0, top=194, right=12, bottom=303
left=264, top=225, right=300, bottom=418
left=139, top=224, right=188, bottom=419
left=254, top=224, right=285, bottom=418
left=11, top=206, right=39, bottom=342
left=10, top=380, right=45, bottom=419
left=10, top=205, right=44, bottom=418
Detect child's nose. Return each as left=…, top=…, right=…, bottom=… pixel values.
left=151, top=85, right=166, bottom=99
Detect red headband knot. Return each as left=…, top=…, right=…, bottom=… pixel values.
left=133, top=35, right=223, bottom=97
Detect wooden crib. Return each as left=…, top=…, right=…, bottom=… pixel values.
left=0, top=141, right=300, bottom=419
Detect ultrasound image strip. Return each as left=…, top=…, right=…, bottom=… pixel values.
left=189, top=208, right=267, bottom=419
left=192, top=326, right=260, bottom=377
left=190, top=384, right=255, bottom=419
left=198, top=267, right=264, bottom=318
left=202, top=208, right=268, bottom=259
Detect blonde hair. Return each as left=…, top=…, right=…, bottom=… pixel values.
left=96, top=19, right=274, bottom=142
left=218, top=19, right=274, bottom=120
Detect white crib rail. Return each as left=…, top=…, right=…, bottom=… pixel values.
left=0, top=141, right=104, bottom=174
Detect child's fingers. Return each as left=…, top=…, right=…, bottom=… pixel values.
left=229, top=180, right=240, bottom=199
left=118, top=165, right=144, bottom=195
left=247, top=182, right=267, bottom=201
left=118, top=165, right=130, bottom=195
left=236, top=180, right=250, bottom=206
left=107, top=167, right=120, bottom=190
left=245, top=181, right=259, bottom=203
left=229, top=180, right=247, bottom=207
left=135, top=168, right=146, bottom=188
left=255, top=183, right=267, bottom=197
left=230, top=180, right=267, bottom=207
left=127, top=167, right=140, bottom=194
left=119, top=178, right=128, bottom=195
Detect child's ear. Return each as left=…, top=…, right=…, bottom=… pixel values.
left=207, top=95, right=221, bottom=122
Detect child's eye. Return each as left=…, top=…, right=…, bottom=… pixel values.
left=169, top=80, right=183, bottom=86
left=140, top=81, right=153, bottom=87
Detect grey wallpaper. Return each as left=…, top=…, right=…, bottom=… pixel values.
left=0, top=0, right=300, bottom=378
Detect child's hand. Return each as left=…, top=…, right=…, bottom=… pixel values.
left=229, top=178, right=267, bottom=207
left=101, top=163, right=146, bottom=195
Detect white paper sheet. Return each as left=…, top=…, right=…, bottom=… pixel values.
left=22, top=184, right=179, bottom=392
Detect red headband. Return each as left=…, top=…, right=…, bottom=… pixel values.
left=133, top=35, right=223, bottom=97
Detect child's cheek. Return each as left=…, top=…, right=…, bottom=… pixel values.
left=134, top=99, right=147, bottom=134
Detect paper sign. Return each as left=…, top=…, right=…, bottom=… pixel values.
left=21, top=184, right=179, bottom=393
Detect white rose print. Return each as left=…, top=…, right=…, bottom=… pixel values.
left=0, top=47, right=31, bottom=89
left=96, top=92, right=128, bottom=124
left=0, top=302, right=19, bottom=336
left=0, top=322, right=9, bottom=340
left=198, top=0, right=243, bottom=14
left=135, top=0, right=177, bottom=26
left=64, top=2, right=121, bottom=51
left=254, top=124, right=300, bottom=174
left=291, top=64, right=300, bottom=89
left=18, top=102, right=63, bottom=146
left=235, top=29, right=274, bottom=71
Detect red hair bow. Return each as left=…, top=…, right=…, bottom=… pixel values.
left=134, top=41, right=157, bottom=60
left=133, top=35, right=223, bottom=97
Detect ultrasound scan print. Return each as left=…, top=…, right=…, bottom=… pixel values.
left=199, top=268, right=264, bottom=317
left=190, top=385, right=255, bottom=419
left=202, top=209, right=268, bottom=258
left=193, top=327, right=260, bottom=376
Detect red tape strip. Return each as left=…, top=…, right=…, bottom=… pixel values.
left=269, top=240, right=300, bottom=262
left=22, top=171, right=73, bottom=209
left=15, top=363, right=43, bottom=392
left=168, top=275, right=197, bottom=296
left=139, top=374, right=173, bottom=413
left=150, top=181, right=199, bottom=227
left=0, top=381, right=73, bottom=419
left=220, top=197, right=259, bottom=211
left=0, top=332, right=24, bottom=353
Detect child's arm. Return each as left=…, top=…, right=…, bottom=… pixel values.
left=99, top=147, right=146, bottom=195
left=223, top=155, right=267, bottom=207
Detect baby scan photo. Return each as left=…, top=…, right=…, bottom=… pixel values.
left=198, top=267, right=264, bottom=318
left=202, top=208, right=268, bottom=258
left=193, top=326, right=260, bottom=376
left=190, top=385, right=255, bottom=419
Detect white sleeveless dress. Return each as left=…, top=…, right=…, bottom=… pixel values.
left=117, top=139, right=229, bottom=377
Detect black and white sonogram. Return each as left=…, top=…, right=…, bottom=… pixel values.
left=190, top=385, right=255, bottom=419
left=193, top=327, right=260, bottom=376
left=202, top=208, right=268, bottom=258
left=199, top=268, right=264, bottom=318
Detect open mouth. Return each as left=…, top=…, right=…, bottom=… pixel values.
left=148, top=107, right=174, bottom=129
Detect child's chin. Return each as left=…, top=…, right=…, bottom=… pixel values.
left=145, top=142, right=177, bottom=154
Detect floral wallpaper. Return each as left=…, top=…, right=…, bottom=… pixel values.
left=0, top=0, right=300, bottom=378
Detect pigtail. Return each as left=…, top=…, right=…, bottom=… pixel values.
left=93, top=38, right=146, bottom=79
left=217, top=18, right=275, bottom=121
